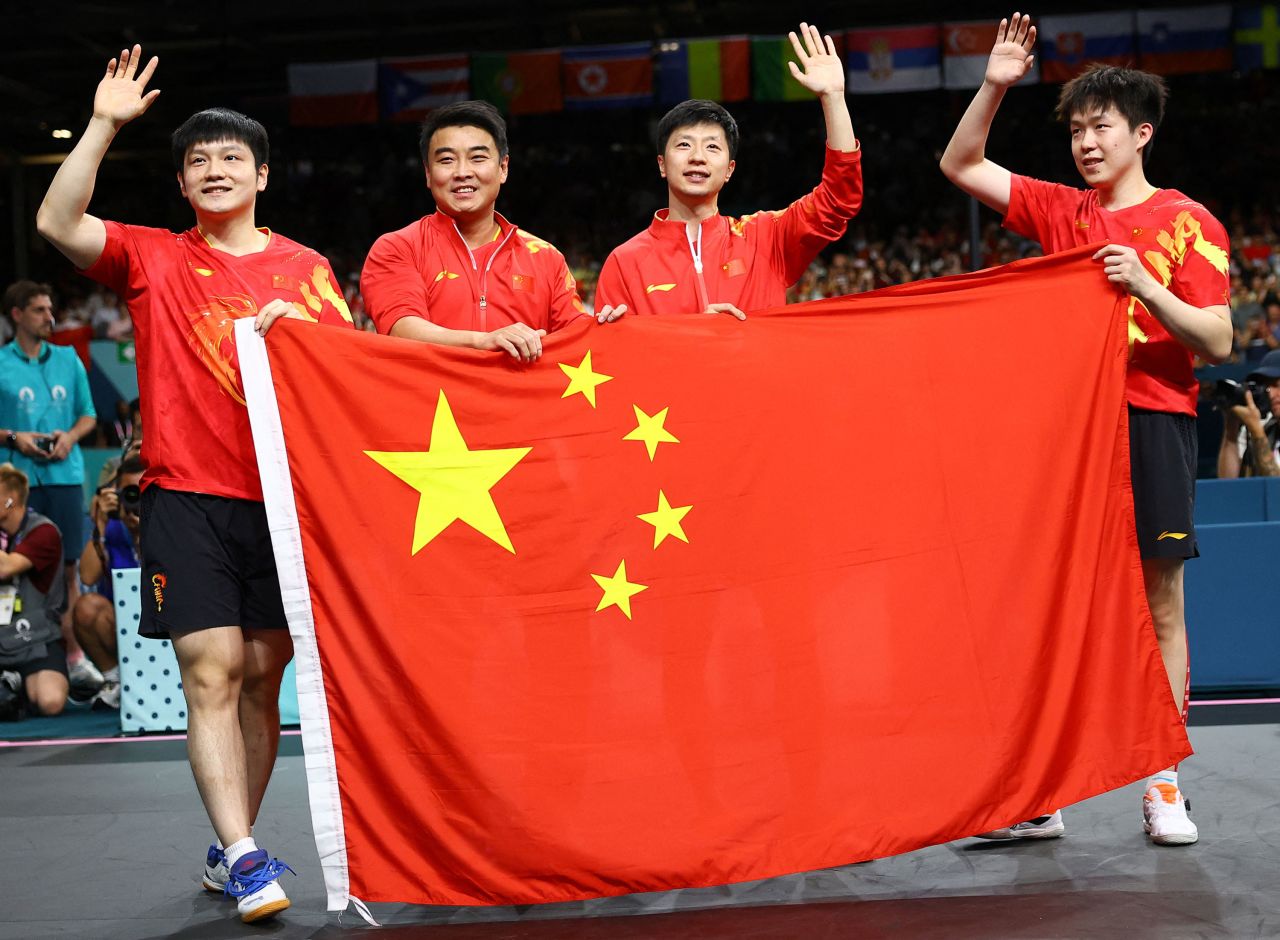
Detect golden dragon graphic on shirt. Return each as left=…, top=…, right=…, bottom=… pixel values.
left=185, top=265, right=352, bottom=404
left=1127, top=210, right=1230, bottom=356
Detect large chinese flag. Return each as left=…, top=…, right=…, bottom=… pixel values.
left=239, top=247, right=1190, bottom=912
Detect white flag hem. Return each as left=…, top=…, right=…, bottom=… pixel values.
left=237, top=319, right=351, bottom=913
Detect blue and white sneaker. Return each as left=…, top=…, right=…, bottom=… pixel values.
left=975, top=810, right=1066, bottom=840
left=202, top=844, right=229, bottom=893
left=225, top=849, right=295, bottom=923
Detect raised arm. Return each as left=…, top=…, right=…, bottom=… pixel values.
left=939, top=13, right=1036, bottom=215
left=36, top=45, right=160, bottom=270
left=787, top=23, right=856, bottom=153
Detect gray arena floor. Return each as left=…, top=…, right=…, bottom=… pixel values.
left=2, top=702, right=1277, bottom=939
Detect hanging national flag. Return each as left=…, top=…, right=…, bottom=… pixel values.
left=844, top=25, right=942, bottom=93
left=1235, top=5, right=1280, bottom=71
left=943, top=21, right=1040, bottom=89
left=378, top=55, right=469, bottom=123
left=656, top=36, right=750, bottom=103
left=751, top=34, right=814, bottom=101
left=241, top=247, right=1190, bottom=912
left=471, top=50, right=564, bottom=114
left=1137, top=5, right=1233, bottom=75
left=562, top=43, right=653, bottom=109
left=1038, top=13, right=1137, bottom=82
left=287, top=60, right=378, bottom=126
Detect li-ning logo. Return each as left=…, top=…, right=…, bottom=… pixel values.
left=151, top=573, right=167, bottom=611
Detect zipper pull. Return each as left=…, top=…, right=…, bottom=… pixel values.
left=479, top=295, right=487, bottom=309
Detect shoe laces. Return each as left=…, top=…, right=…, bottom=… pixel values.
left=225, top=856, right=297, bottom=898
left=206, top=844, right=226, bottom=869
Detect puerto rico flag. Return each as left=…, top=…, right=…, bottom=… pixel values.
left=379, top=55, right=470, bottom=122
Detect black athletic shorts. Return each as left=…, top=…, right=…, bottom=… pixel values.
left=138, top=486, right=287, bottom=638
left=1128, top=407, right=1199, bottom=561
left=7, top=640, right=69, bottom=681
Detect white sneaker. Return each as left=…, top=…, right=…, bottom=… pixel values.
left=976, top=810, right=1066, bottom=840
left=202, top=844, right=229, bottom=893
left=1144, top=784, right=1198, bottom=845
left=67, top=658, right=104, bottom=701
left=225, top=849, right=295, bottom=923
left=90, top=680, right=120, bottom=711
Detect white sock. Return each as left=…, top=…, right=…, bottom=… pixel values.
left=1148, top=769, right=1178, bottom=790
left=224, top=837, right=259, bottom=869
left=103, top=666, right=120, bottom=683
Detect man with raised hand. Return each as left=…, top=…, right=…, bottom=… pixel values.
left=940, top=13, right=1231, bottom=847
left=37, top=45, right=354, bottom=922
left=362, top=99, right=598, bottom=361
left=595, top=23, right=863, bottom=321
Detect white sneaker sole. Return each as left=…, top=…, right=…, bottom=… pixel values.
left=1145, top=823, right=1199, bottom=846
left=241, top=896, right=290, bottom=923
left=238, top=881, right=291, bottom=923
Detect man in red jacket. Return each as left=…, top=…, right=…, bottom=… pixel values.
left=595, top=22, right=863, bottom=321
left=362, top=100, right=602, bottom=361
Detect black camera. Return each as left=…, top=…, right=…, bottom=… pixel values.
left=34, top=436, right=55, bottom=454
left=1214, top=379, right=1272, bottom=419
left=119, top=484, right=142, bottom=516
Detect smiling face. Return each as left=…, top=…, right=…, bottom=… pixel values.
left=658, top=122, right=735, bottom=205
left=177, top=138, right=268, bottom=221
left=425, top=124, right=508, bottom=221
left=1068, top=105, right=1151, bottom=192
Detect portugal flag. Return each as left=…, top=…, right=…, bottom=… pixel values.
left=239, top=247, right=1190, bottom=913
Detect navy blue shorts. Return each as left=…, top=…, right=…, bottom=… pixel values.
left=138, top=486, right=287, bottom=638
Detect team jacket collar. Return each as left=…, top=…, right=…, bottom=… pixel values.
left=426, top=210, right=517, bottom=247
left=647, top=209, right=725, bottom=243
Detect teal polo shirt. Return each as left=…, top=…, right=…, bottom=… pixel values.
left=1, top=340, right=96, bottom=487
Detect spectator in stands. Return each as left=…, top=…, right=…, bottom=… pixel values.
left=0, top=463, right=70, bottom=718
left=1, top=279, right=102, bottom=699
left=72, top=453, right=144, bottom=710
left=1217, top=349, right=1280, bottom=478
left=1239, top=312, right=1278, bottom=363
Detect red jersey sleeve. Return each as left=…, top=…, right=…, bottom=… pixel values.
left=770, top=146, right=864, bottom=285
left=1162, top=209, right=1232, bottom=310
left=594, top=251, right=631, bottom=312
left=546, top=253, right=588, bottom=331
left=13, top=522, right=62, bottom=595
left=80, top=221, right=155, bottom=332
left=361, top=228, right=429, bottom=335
left=1004, top=174, right=1081, bottom=251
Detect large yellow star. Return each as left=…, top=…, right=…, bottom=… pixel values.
left=623, top=404, right=679, bottom=460
left=591, top=560, right=648, bottom=620
left=365, top=390, right=530, bottom=555
left=637, top=490, right=691, bottom=548
left=558, top=350, right=613, bottom=408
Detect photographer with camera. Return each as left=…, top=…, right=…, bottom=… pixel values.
left=0, top=463, right=69, bottom=720
left=1217, top=349, right=1280, bottom=478
left=2, top=280, right=102, bottom=700
left=73, top=454, right=144, bottom=710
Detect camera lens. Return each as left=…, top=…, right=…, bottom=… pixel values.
left=119, top=484, right=142, bottom=514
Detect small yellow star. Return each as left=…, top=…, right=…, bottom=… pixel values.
left=558, top=350, right=613, bottom=408
left=623, top=404, right=679, bottom=460
left=365, top=390, right=530, bottom=555
left=637, top=490, right=691, bottom=548
left=591, top=560, right=648, bottom=620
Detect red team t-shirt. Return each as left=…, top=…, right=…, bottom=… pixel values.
left=1004, top=175, right=1231, bottom=416
left=82, top=223, right=354, bottom=501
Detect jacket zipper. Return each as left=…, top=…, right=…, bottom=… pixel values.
left=456, top=221, right=518, bottom=332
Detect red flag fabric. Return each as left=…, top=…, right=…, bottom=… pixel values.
left=48, top=325, right=93, bottom=370
left=240, top=247, right=1190, bottom=912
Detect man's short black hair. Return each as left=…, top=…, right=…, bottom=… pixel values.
left=419, top=101, right=509, bottom=162
left=657, top=100, right=740, bottom=159
left=3, top=280, right=53, bottom=318
left=1055, top=65, right=1168, bottom=164
left=171, top=108, right=269, bottom=172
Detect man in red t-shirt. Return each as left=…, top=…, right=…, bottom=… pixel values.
left=37, top=46, right=353, bottom=923
left=362, top=100, right=599, bottom=361
left=595, top=23, right=863, bottom=322
left=941, top=15, right=1232, bottom=848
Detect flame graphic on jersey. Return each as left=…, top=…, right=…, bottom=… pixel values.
left=186, top=294, right=255, bottom=404
left=1127, top=210, right=1229, bottom=357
